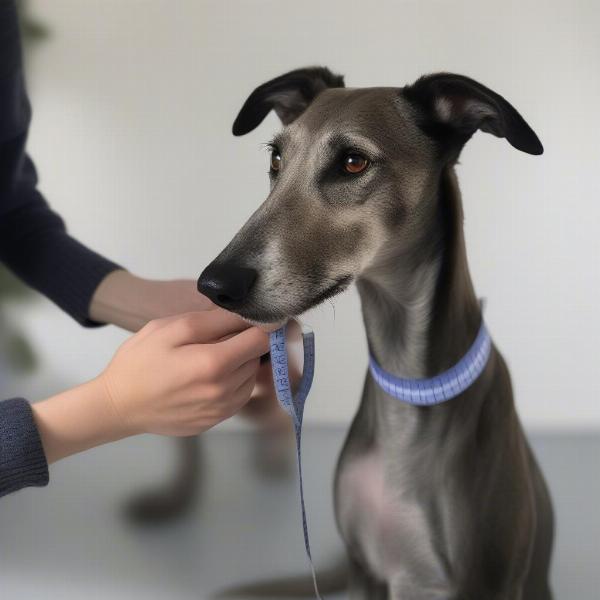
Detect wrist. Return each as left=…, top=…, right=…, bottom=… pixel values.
left=95, top=372, right=144, bottom=438
left=31, top=378, right=135, bottom=464
left=90, top=270, right=153, bottom=331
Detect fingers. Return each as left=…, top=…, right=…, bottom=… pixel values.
left=229, top=372, right=259, bottom=413
left=214, top=326, right=271, bottom=370
left=161, top=310, right=251, bottom=345
left=227, top=356, right=260, bottom=391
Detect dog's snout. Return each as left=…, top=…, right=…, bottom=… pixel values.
left=197, top=263, right=257, bottom=309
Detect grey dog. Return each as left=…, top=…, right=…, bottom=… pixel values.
left=198, top=67, right=554, bottom=600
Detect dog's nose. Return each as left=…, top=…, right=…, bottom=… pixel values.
left=197, top=263, right=257, bottom=308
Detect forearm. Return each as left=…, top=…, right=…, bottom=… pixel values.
left=31, top=379, right=134, bottom=464
left=90, top=270, right=213, bottom=332
left=89, top=270, right=151, bottom=331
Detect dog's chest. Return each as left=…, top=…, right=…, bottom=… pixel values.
left=336, top=448, right=449, bottom=585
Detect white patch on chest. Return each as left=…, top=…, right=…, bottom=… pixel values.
left=337, top=448, right=445, bottom=583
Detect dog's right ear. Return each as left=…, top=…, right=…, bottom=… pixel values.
left=232, top=67, right=345, bottom=136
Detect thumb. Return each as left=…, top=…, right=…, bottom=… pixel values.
left=163, top=310, right=250, bottom=345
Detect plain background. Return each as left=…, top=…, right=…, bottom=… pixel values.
left=3, top=0, right=598, bottom=431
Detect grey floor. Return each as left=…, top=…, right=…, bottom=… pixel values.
left=0, top=428, right=598, bottom=599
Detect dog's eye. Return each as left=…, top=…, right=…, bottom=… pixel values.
left=343, top=153, right=369, bottom=174
left=270, top=151, right=282, bottom=173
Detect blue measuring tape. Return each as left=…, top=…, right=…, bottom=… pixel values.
left=269, top=325, right=322, bottom=600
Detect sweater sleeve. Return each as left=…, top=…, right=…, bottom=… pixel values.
left=0, top=1, right=121, bottom=326
left=0, top=398, right=48, bottom=498
left=0, top=141, right=122, bottom=326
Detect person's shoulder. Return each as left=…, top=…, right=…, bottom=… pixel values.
left=0, top=2, right=29, bottom=143
left=0, top=1, right=23, bottom=79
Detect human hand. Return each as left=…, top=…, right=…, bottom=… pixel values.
left=89, top=270, right=298, bottom=431
left=98, top=310, right=269, bottom=437
left=32, top=309, right=269, bottom=464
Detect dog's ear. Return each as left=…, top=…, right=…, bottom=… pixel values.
left=232, top=67, right=345, bottom=136
left=403, top=73, right=543, bottom=155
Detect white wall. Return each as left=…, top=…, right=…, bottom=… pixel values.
left=6, top=0, right=598, bottom=431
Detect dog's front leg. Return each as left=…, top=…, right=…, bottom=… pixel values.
left=348, top=558, right=388, bottom=600
left=125, top=435, right=202, bottom=523
left=389, top=579, right=525, bottom=600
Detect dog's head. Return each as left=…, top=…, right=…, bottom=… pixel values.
left=198, top=67, right=542, bottom=323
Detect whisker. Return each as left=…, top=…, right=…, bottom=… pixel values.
left=328, top=299, right=337, bottom=322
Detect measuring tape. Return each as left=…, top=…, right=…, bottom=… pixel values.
left=269, top=325, right=323, bottom=600
left=369, top=308, right=491, bottom=406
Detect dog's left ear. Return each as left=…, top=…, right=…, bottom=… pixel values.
left=232, top=66, right=345, bottom=136
left=403, top=73, right=543, bottom=155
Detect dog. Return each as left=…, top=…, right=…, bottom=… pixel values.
left=198, top=67, right=554, bottom=599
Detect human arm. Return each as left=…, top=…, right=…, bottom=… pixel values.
left=0, top=2, right=121, bottom=327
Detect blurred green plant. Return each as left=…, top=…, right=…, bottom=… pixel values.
left=0, top=266, right=37, bottom=373
left=16, top=0, right=50, bottom=45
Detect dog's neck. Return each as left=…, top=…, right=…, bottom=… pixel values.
left=357, top=167, right=482, bottom=381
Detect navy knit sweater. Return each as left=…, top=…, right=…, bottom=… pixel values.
left=0, top=1, right=121, bottom=497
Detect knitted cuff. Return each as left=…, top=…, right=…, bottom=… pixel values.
left=0, top=398, right=49, bottom=497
